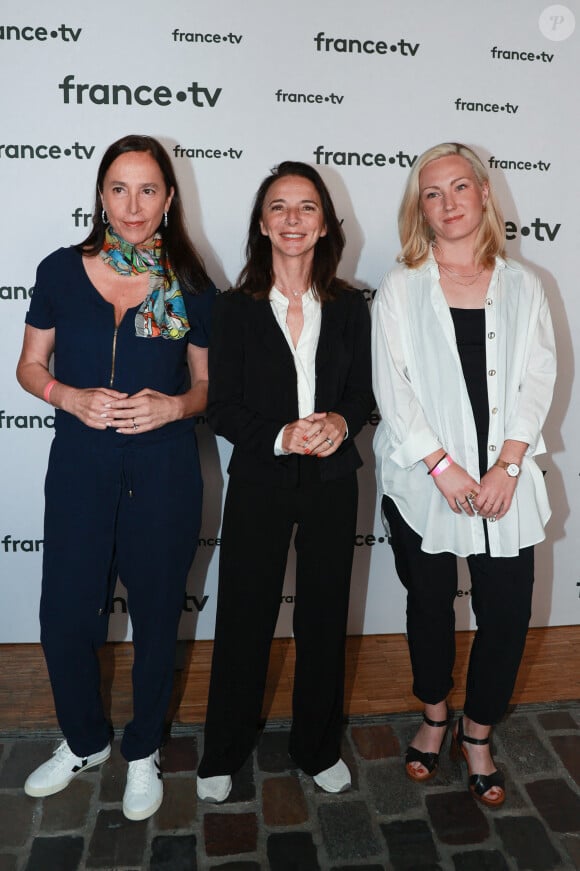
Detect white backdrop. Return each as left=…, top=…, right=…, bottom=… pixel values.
left=1, top=0, right=578, bottom=642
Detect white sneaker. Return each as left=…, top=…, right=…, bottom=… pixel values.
left=313, top=758, right=351, bottom=793
left=24, top=739, right=111, bottom=797
left=196, top=773, right=232, bottom=803
left=123, top=750, right=163, bottom=821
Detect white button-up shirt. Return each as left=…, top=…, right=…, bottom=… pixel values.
left=372, top=252, right=556, bottom=557
left=270, top=286, right=321, bottom=454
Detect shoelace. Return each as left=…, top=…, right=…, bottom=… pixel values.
left=50, top=740, right=79, bottom=767
left=128, top=757, right=158, bottom=790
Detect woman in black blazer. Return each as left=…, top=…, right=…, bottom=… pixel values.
left=197, top=161, right=374, bottom=801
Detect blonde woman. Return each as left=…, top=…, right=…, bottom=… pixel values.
left=372, top=142, right=556, bottom=806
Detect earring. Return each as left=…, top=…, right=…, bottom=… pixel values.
left=101, top=209, right=109, bottom=225
left=163, top=211, right=168, bottom=228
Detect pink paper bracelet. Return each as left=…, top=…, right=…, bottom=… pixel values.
left=43, top=379, right=58, bottom=404
left=430, top=454, right=454, bottom=477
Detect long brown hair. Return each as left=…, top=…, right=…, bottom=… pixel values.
left=237, top=161, right=349, bottom=301
left=76, top=134, right=209, bottom=294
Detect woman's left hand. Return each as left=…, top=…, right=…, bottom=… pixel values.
left=473, top=466, right=518, bottom=520
left=301, top=411, right=346, bottom=457
left=105, top=389, right=181, bottom=434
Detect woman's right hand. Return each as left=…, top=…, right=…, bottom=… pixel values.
left=281, top=418, right=312, bottom=454
left=57, top=385, right=128, bottom=430
left=431, top=462, right=481, bottom=516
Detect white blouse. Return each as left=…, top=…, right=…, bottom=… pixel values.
left=270, top=286, right=321, bottom=454
left=371, top=252, right=557, bottom=557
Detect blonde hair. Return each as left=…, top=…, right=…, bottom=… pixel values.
left=398, top=142, right=506, bottom=269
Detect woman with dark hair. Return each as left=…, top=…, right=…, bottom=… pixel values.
left=372, top=142, right=556, bottom=806
left=17, top=135, right=215, bottom=820
left=196, top=161, right=374, bottom=801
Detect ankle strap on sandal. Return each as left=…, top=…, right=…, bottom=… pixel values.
left=457, top=716, right=490, bottom=745
left=423, top=713, right=450, bottom=728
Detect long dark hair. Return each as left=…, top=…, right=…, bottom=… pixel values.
left=76, top=134, right=209, bottom=294
left=237, top=161, right=348, bottom=301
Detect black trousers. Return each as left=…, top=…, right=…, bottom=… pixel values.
left=382, top=496, right=534, bottom=725
left=198, top=466, right=358, bottom=778
left=40, top=431, right=202, bottom=761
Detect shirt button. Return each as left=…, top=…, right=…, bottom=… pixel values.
left=489, top=444, right=497, bottom=451
left=491, top=407, right=498, bottom=415
left=486, top=298, right=493, bottom=306
left=488, top=369, right=496, bottom=376
left=488, top=332, right=495, bottom=339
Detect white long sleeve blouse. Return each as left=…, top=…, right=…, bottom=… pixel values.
left=371, top=252, right=556, bottom=558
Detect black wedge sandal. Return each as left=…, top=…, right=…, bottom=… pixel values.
left=451, top=716, right=505, bottom=807
left=405, top=711, right=451, bottom=782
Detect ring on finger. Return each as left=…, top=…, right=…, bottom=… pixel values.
left=325, top=437, right=334, bottom=447
left=467, top=490, right=477, bottom=500
left=132, top=418, right=139, bottom=431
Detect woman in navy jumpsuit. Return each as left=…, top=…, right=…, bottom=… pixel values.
left=17, top=135, right=215, bottom=820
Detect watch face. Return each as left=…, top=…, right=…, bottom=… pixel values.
left=506, top=463, right=520, bottom=477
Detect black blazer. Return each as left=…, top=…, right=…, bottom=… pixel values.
left=207, top=287, right=374, bottom=487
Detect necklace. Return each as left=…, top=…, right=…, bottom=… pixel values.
left=432, top=244, right=485, bottom=287
left=435, top=260, right=485, bottom=287
left=276, top=285, right=308, bottom=299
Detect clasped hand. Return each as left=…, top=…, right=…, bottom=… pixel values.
left=434, top=462, right=516, bottom=520
left=70, top=386, right=179, bottom=434
left=282, top=411, right=345, bottom=457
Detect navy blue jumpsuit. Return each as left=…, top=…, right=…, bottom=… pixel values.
left=26, top=247, right=215, bottom=761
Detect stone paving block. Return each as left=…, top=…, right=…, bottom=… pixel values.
left=329, top=866, right=387, bottom=871
left=257, top=730, right=294, bottom=773
left=426, top=791, right=489, bottom=845
left=0, top=856, right=18, bottom=871
left=496, top=716, right=557, bottom=774
left=267, top=832, right=320, bottom=871
left=526, top=778, right=580, bottom=833
left=98, top=741, right=126, bottom=802
left=561, top=834, right=580, bottom=868
left=211, top=863, right=262, bottom=870
left=318, top=799, right=381, bottom=861
left=538, top=711, right=579, bottom=731
left=40, top=778, right=94, bottom=831
left=86, top=808, right=148, bottom=868
left=495, top=815, right=562, bottom=870
left=150, top=834, right=197, bottom=871
left=550, top=735, right=580, bottom=786
left=262, top=775, right=308, bottom=825
left=161, top=735, right=198, bottom=772
left=380, top=819, right=439, bottom=869
left=204, top=811, right=258, bottom=856
left=452, top=850, right=509, bottom=870
left=229, top=753, right=256, bottom=802
left=351, top=724, right=400, bottom=760
left=24, top=836, right=84, bottom=871
left=367, top=758, right=423, bottom=815
left=156, top=776, right=197, bottom=830
left=0, top=739, right=58, bottom=788
left=0, top=793, right=35, bottom=847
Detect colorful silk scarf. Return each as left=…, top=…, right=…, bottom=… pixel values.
left=100, top=227, right=189, bottom=340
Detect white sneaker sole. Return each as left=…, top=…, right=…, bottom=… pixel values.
left=24, top=745, right=112, bottom=798
left=122, top=791, right=163, bottom=821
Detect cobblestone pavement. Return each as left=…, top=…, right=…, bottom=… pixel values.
left=1, top=703, right=580, bottom=870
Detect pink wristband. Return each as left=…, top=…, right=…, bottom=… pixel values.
left=43, top=379, right=58, bottom=404
left=430, top=454, right=453, bottom=477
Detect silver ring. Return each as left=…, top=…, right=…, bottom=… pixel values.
left=133, top=419, right=138, bottom=431
left=325, top=437, right=334, bottom=447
